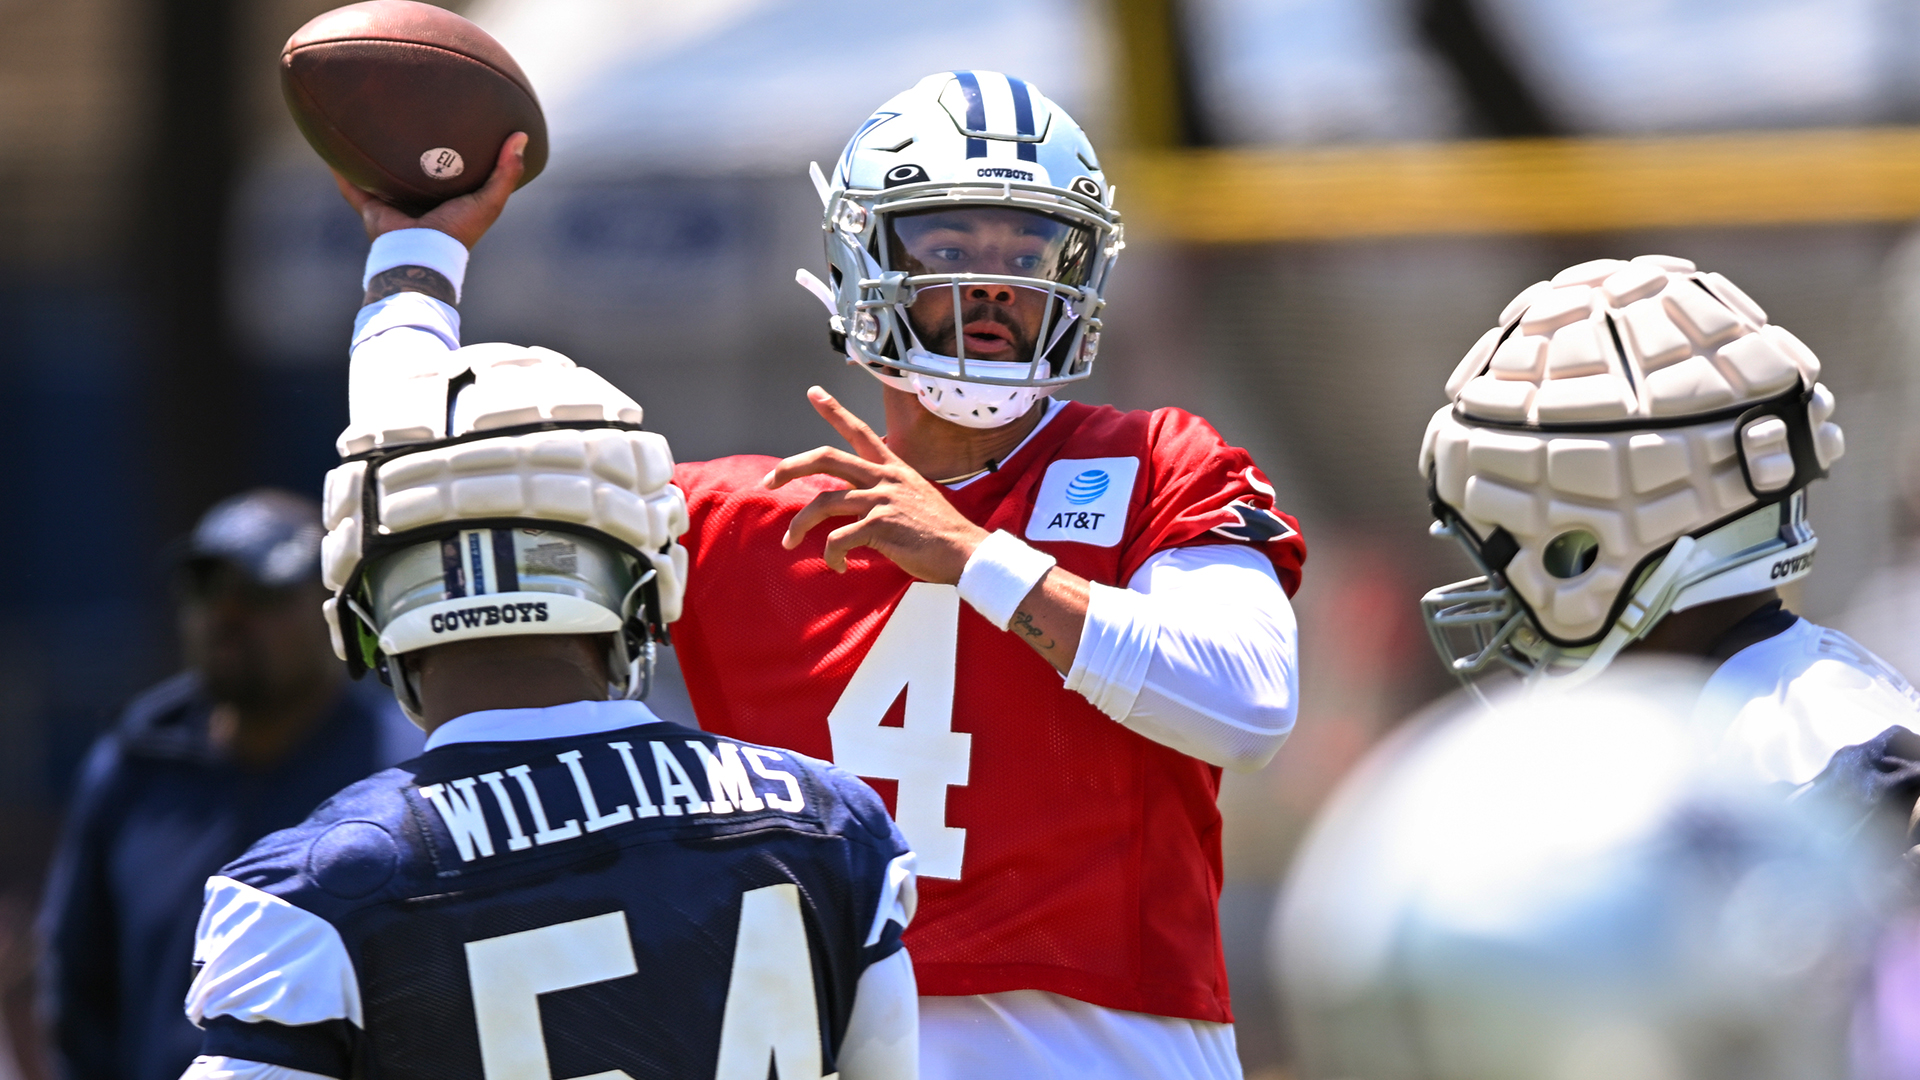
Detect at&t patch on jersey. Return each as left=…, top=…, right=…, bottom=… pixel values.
left=1025, top=457, right=1138, bottom=547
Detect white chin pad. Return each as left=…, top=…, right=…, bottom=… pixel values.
left=909, top=372, right=1048, bottom=428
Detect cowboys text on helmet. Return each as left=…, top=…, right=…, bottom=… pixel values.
left=805, top=70, right=1124, bottom=429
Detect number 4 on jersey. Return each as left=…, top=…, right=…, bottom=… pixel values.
left=464, top=885, right=830, bottom=1080
left=827, top=583, right=971, bottom=879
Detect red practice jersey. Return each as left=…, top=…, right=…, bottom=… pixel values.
left=670, top=401, right=1305, bottom=1023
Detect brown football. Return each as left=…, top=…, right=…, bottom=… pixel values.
left=281, top=0, right=548, bottom=215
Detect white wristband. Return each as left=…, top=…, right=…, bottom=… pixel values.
left=958, top=530, right=1057, bottom=631
left=363, top=228, right=470, bottom=302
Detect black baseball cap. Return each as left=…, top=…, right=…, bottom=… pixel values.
left=177, top=489, right=325, bottom=590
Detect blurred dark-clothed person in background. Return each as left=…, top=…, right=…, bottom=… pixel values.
left=35, top=489, right=422, bottom=1080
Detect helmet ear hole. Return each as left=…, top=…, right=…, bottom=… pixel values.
left=1543, top=530, right=1600, bottom=579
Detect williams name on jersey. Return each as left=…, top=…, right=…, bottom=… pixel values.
left=185, top=706, right=912, bottom=1080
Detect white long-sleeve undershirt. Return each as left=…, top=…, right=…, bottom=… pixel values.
left=346, top=291, right=464, bottom=445
left=349, top=293, right=1299, bottom=773
left=1063, top=545, right=1299, bottom=772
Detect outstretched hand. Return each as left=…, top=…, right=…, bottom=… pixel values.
left=332, top=132, right=528, bottom=250
left=765, top=387, right=989, bottom=580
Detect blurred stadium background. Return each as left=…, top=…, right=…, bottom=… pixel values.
left=8, top=0, right=1920, bottom=1075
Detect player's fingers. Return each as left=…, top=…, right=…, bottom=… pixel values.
left=763, top=446, right=886, bottom=490
left=420, top=133, right=528, bottom=247
left=477, top=132, right=528, bottom=203
left=331, top=171, right=400, bottom=240
left=807, top=387, right=897, bottom=464
left=782, top=489, right=883, bottom=550
left=331, top=169, right=376, bottom=212
left=820, top=516, right=883, bottom=574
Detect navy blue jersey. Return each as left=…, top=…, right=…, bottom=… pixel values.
left=185, top=700, right=914, bottom=1080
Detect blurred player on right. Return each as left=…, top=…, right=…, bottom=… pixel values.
left=1418, top=255, right=1920, bottom=783
left=1277, top=662, right=1882, bottom=1080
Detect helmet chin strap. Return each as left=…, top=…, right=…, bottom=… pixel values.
left=1528, top=536, right=1700, bottom=690
left=606, top=633, right=653, bottom=702
left=612, top=568, right=657, bottom=701
left=795, top=268, right=845, bottom=335
left=389, top=652, right=429, bottom=729
left=907, top=375, right=1049, bottom=429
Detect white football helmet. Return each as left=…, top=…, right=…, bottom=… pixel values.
left=1277, top=663, right=1879, bottom=1080
left=798, top=70, right=1124, bottom=428
left=1417, top=256, right=1844, bottom=684
left=321, top=341, right=689, bottom=722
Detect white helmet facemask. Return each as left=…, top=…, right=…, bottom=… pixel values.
left=797, top=70, right=1124, bottom=429
left=1417, top=255, right=1844, bottom=687
left=1426, top=495, right=1815, bottom=687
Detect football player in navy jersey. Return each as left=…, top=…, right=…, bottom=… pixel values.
left=178, top=138, right=919, bottom=1080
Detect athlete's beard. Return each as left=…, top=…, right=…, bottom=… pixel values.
left=918, top=301, right=1036, bottom=362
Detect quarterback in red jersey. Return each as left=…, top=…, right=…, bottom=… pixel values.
left=321, top=69, right=1302, bottom=1080
left=670, top=72, right=1306, bottom=1079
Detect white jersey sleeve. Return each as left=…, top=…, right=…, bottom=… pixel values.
left=838, top=949, right=919, bottom=1080
left=864, top=851, right=917, bottom=947
left=1699, top=618, right=1920, bottom=786
left=179, top=1058, right=335, bottom=1080
left=346, top=291, right=465, bottom=446
left=841, top=849, right=918, bottom=1077
left=1064, top=544, right=1299, bottom=771
left=186, top=876, right=363, bottom=1030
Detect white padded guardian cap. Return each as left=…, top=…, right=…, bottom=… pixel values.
left=320, top=340, right=689, bottom=710
left=1418, top=256, right=1843, bottom=680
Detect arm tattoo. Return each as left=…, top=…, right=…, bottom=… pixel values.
left=1010, top=610, right=1055, bottom=651
left=362, top=265, right=456, bottom=306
